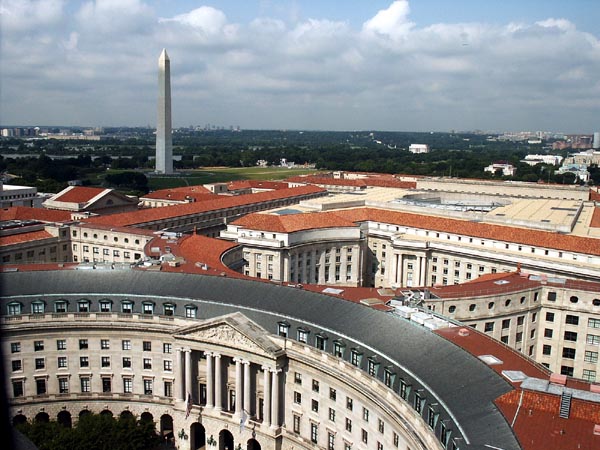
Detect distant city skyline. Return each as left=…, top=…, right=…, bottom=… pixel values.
left=1, top=0, right=599, bottom=132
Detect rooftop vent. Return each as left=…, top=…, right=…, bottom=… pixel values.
left=494, top=280, right=510, bottom=285
left=479, top=355, right=503, bottom=365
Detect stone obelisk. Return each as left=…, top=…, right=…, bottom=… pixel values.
left=156, top=49, right=173, bottom=174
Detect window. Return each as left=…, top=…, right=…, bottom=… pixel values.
left=378, top=419, right=385, bottom=433
left=561, top=366, right=574, bottom=377
left=11, top=342, right=21, bottom=353
left=566, top=315, right=579, bottom=325
left=583, top=369, right=597, bottom=382
left=414, top=392, right=424, bottom=414
left=163, top=304, right=175, bottom=316
left=164, top=381, right=173, bottom=397
left=144, top=379, right=153, bottom=395
left=143, top=358, right=152, bottom=369
left=312, top=399, right=319, bottom=412
left=294, top=391, right=302, bottom=404
left=143, top=341, right=152, bottom=351
left=102, top=377, right=112, bottom=393
left=330, top=388, right=337, bottom=401
left=328, top=432, right=335, bottom=450
left=36, top=378, right=47, bottom=395
left=517, top=315, right=524, bottom=326
left=33, top=357, right=45, bottom=370
left=297, top=328, right=309, bottom=343
left=293, top=414, right=301, bottom=433
left=570, top=296, right=579, bottom=304
left=562, top=348, right=576, bottom=359
left=362, top=407, right=369, bottom=421
left=368, top=358, right=379, bottom=376
left=58, top=378, right=69, bottom=394
left=544, top=329, right=553, bottom=338
left=79, top=339, right=88, bottom=350
left=587, top=334, right=600, bottom=345
left=122, top=340, right=131, bottom=350
left=564, top=331, right=578, bottom=342
left=469, top=304, right=476, bottom=312
left=81, top=377, right=91, bottom=393
left=315, top=334, right=327, bottom=351
left=311, top=423, right=318, bottom=444
left=277, top=321, right=290, bottom=337
left=77, top=300, right=90, bottom=312
left=484, top=322, right=494, bottom=332
left=333, top=341, right=345, bottom=358
left=384, top=368, right=395, bottom=388
left=31, top=301, right=45, bottom=314
left=294, top=372, right=302, bottom=384
left=546, top=312, right=555, bottom=322
left=142, top=302, right=154, bottom=314
left=312, top=379, right=320, bottom=392
left=58, top=356, right=67, bottom=368
left=122, top=357, right=132, bottom=368
left=100, top=339, right=110, bottom=349
left=585, top=351, right=598, bottom=363
left=80, top=356, right=89, bottom=368
left=362, top=429, right=368, bottom=444
left=502, top=319, right=510, bottom=329
left=163, top=343, right=172, bottom=353
left=589, top=318, right=600, bottom=329
left=547, top=291, right=557, bottom=301
left=123, top=378, right=133, bottom=394
left=34, top=340, right=44, bottom=351
left=400, top=379, right=410, bottom=400
left=164, top=360, right=172, bottom=371
left=350, top=349, right=362, bottom=367
left=346, top=397, right=353, bottom=410
left=185, top=305, right=197, bottom=318
left=542, top=345, right=552, bottom=355
left=329, top=408, right=336, bottom=422
left=393, top=432, right=399, bottom=447
left=12, top=360, right=22, bottom=372
left=121, top=301, right=133, bottom=313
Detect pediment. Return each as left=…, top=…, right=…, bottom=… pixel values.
left=175, top=312, right=284, bottom=358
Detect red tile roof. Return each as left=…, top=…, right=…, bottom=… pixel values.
left=52, top=186, right=106, bottom=203
left=590, top=188, right=600, bottom=202
left=0, top=206, right=73, bottom=223
left=429, top=272, right=541, bottom=299
left=591, top=207, right=600, bottom=228
left=141, top=185, right=215, bottom=201
left=227, top=180, right=290, bottom=191
left=495, top=390, right=600, bottom=450
left=85, top=185, right=326, bottom=227
left=232, top=211, right=358, bottom=233
left=0, top=230, right=54, bottom=246
left=332, top=207, right=600, bottom=256
left=286, top=174, right=416, bottom=189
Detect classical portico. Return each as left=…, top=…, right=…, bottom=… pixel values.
left=173, top=313, right=286, bottom=431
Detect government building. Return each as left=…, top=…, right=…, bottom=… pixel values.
left=2, top=174, right=600, bottom=450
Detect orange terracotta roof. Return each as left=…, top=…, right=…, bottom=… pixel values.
left=429, top=272, right=541, bottom=299
left=591, top=207, right=600, bottom=228
left=232, top=211, right=358, bottom=233
left=85, top=185, right=326, bottom=227
left=53, top=186, right=106, bottom=203
left=286, top=174, right=416, bottom=189
left=0, top=230, right=54, bottom=246
left=0, top=206, right=73, bottom=223
left=590, top=188, right=600, bottom=202
left=332, top=207, right=600, bottom=256
left=141, top=185, right=214, bottom=201
left=227, top=180, right=290, bottom=191
left=495, top=390, right=600, bottom=450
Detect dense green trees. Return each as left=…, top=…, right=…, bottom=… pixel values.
left=15, top=413, right=160, bottom=450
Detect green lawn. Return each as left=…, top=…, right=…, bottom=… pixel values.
left=147, top=166, right=323, bottom=190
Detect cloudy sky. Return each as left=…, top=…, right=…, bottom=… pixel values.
left=1, top=0, right=599, bottom=132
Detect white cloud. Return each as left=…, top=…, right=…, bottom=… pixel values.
left=0, top=0, right=599, bottom=132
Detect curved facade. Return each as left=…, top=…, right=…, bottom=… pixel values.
left=2, top=269, right=521, bottom=450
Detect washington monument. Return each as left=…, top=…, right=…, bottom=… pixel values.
left=156, top=48, right=173, bottom=174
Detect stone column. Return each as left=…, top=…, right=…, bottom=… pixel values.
left=214, top=354, right=222, bottom=410
left=185, top=348, right=192, bottom=401
left=270, top=369, right=280, bottom=428
left=206, top=352, right=214, bottom=408
left=175, top=348, right=184, bottom=401
left=243, top=361, right=251, bottom=415
left=262, top=366, right=271, bottom=426
left=318, top=250, right=326, bottom=284
left=234, top=358, right=243, bottom=416
left=420, top=255, right=427, bottom=286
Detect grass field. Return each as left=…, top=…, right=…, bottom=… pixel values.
left=147, top=166, right=323, bottom=190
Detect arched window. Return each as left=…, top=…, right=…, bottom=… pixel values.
left=99, top=299, right=113, bottom=313
left=163, top=303, right=175, bottom=316
left=54, top=300, right=68, bottom=313
left=121, top=300, right=134, bottom=313
left=7, top=302, right=22, bottom=316
left=31, top=300, right=45, bottom=314
left=77, top=299, right=90, bottom=312
left=185, top=304, right=197, bottom=319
